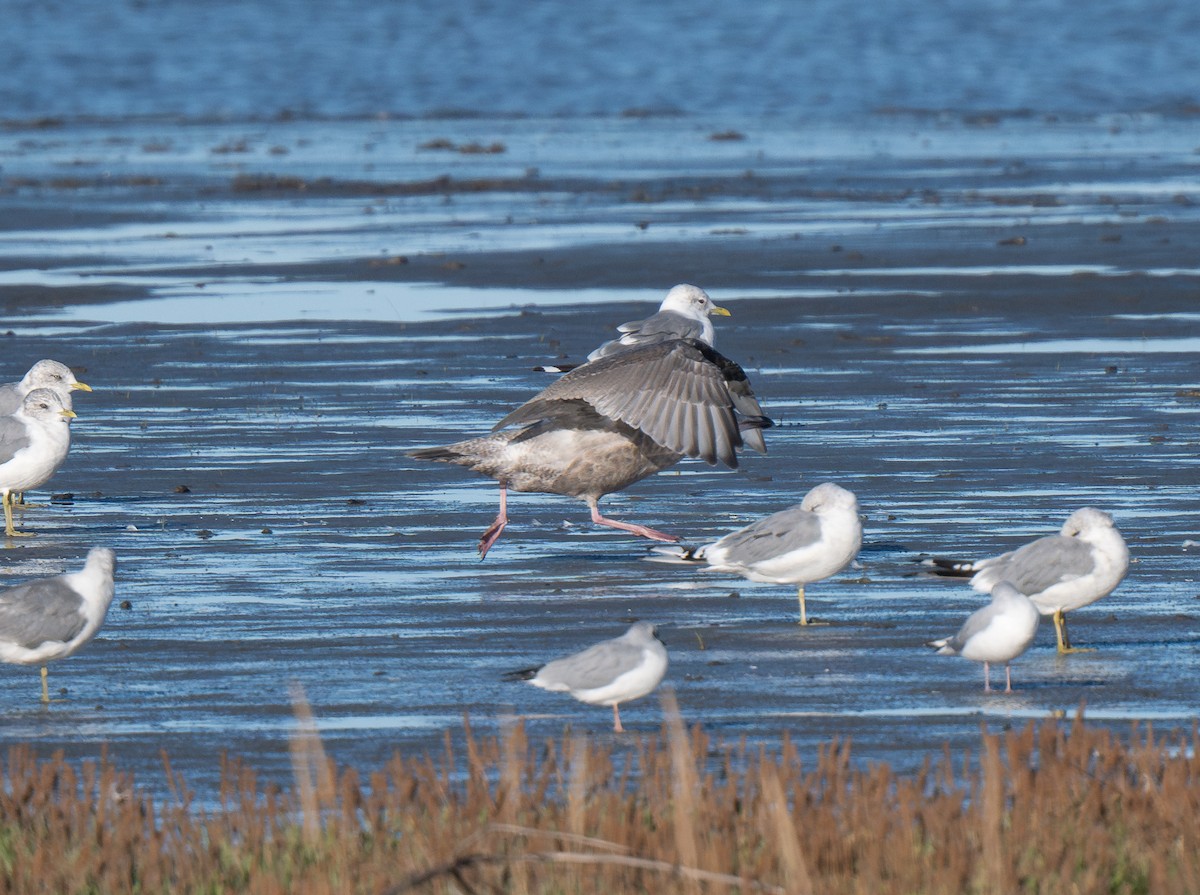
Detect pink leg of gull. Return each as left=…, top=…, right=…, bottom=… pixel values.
left=1005, top=663, right=1013, bottom=693
left=612, top=703, right=625, bottom=733
left=983, top=661, right=992, bottom=693
left=477, top=486, right=509, bottom=559
left=589, top=504, right=680, bottom=543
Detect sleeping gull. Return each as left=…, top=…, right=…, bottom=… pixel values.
left=928, top=581, right=1040, bottom=692
left=587, top=284, right=730, bottom=361
left=649, top=482, right=862, bottom=625
left=925, top=507, right=1128, bottom=653
left=412, top=331, right=771, bottom=557
left=0, top=359, right=92, bottom=416
left=0, top=547, right=116, bottom=703
left=0, top=389, right=77, bottom=537
left=502, top=620, right=667, bottom=732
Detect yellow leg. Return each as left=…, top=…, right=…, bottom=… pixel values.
left=797, top=585, right=829, bottom=626
left=1054, top=609, right=1094, bottom=654
left=40, top=666, right=50, bottom=704
left=3, top=493, right=34, bottom=538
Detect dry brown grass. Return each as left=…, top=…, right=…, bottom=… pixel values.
left=0, top=699, right=1197, bottom=894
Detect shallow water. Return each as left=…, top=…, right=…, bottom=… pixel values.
left=1, top=114, right=1200, bottom=801
left=5, top=0, right=1200, bottom=120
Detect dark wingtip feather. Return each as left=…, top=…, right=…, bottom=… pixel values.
left=921, top=556, right=977, bottom=578
left=533, top=363, right=579, bottom=374
left=501, top=666, right=542, bottom=682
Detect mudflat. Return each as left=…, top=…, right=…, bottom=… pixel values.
left=1, top=114, right=1197, bottom=799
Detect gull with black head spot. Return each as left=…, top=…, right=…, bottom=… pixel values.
left=0, top=389, right=78, bottom=537
left=411, top=289, right=771, bottom=557
left=925, top=507, right=1128, bottom=653
left=0, top=547, right=116, bottom=703
left=502, top=621, right=668, bottom=732
left=650, top=482, right=862, bottom=625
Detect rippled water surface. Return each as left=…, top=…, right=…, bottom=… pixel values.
left=1, top=114, right=1199, bottom=799
left=5, top=0, right=1200, bottom=119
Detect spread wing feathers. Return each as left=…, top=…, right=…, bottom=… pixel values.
left=0, top=578, right=87, bottom=650
left=506, top=400, right=619, bottom=444
left=494, top=340, right=770, bottom=468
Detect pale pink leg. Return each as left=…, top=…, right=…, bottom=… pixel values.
left=1005, top=664, right=1013, bottom=693
left=983, top=661, right=992, bottom=693
left=612, top=703, right=624, bottom=733
left=477, top=486, right=508, bottom=559
left=589, top=503, right=679, bottom=543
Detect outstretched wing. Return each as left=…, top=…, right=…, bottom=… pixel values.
left=494, top=339, right=771, bottom=468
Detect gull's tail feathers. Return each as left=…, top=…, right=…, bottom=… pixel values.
left=501, top=666, right=542, bottom=683
left=918, top=555, right=979, bottom=579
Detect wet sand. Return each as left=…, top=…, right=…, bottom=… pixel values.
left=1, top=115, right=1198, bottom=799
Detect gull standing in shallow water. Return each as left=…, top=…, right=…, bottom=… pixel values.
left=925, top=507, right=1129, bottom=654
left=0, top=359, right=92, bottom=416
left=0, top=360, right=90, bottom=507
left=502, top=621, right=668, bottom=732
left=0, top=390, right=77, bottom=537
left=650, top=482, right=862, bottom=626
left=928, top=582, right=1040, bottom=693
left=411, top=290, right=771, bottom=558
left=0, top=547, right=116, bottom=703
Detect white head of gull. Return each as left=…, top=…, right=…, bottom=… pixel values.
left=0, top=359, right=92, bottom=416
left=587, top=284, right=730, bottom=361
left=0, top=547, right=116, bottom=703
left=928, top=581, right=1040, bottom=693
left=502, top=620, right=667, bottom=732
left=925, top=507, right=1128, bottom=653
left=411, top=290, right=771, bottom=558
left=650, top=482, right=862, bottom=625
left=0, top=389, right=77, bottom=538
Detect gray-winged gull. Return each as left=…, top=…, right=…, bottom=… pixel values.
left=0, top=547, right=116, bottom=703
left=412, top=332, right=771, bottom=558
left=587, top=284, right=730, bottom=361
left=0, top=359, right=92, bottom=416
left=650, top=482, right=861, bottom=625
left=925, top=507, right=1128, bottom=653
left=928, top=581, right=1040, bottom=692
left=0, top=390, right=77, bottom=537
left=502, top=620, right=667, bottom=732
